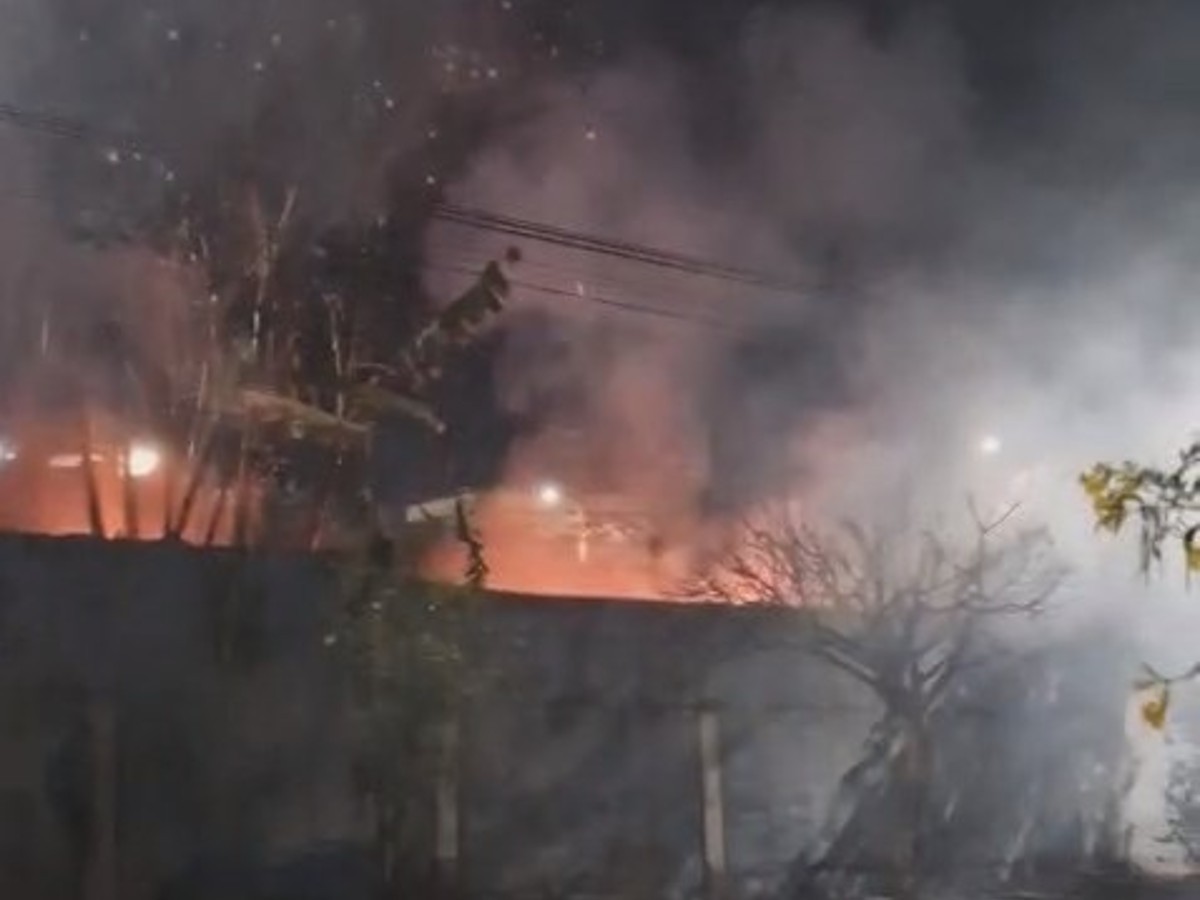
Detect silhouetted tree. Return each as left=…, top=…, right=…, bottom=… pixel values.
left=700, top=503, right=1062, bottom=899
left=325, top=531, right=483, bottom=897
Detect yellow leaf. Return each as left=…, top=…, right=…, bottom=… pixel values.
left=1080, top=465, right=1113, bottom=500
left=1186, top=528, right=1200, bottom=572
left=1095, top=498, right=1128, bottom=533
left=1142, top=685, right=1170, bottom=730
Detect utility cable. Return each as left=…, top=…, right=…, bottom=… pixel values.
left=0, top=98, right=809, bottom=297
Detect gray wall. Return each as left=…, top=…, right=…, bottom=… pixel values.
left=0, top=535, right=1132, bottom=899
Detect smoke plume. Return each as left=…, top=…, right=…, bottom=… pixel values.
left=434, top=0, right=1200, bottom=613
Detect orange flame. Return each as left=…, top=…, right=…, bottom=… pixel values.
left=0, top=411, right=234, bottom=544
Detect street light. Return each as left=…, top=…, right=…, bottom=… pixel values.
left=979, top=434, right=1002, bottom=457
left=127, top=441, right=162, bottom=479
left=535, top=481, right=564, bottom=509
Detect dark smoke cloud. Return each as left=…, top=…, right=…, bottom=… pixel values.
left=2, top=0, right=1200, bottom=862
left=2, top=0, right=581, bottom=238
left=431, top=1, right=1200, bottom=856
left=0, top=0, right=552, bottom=424
left=438, top=2, right=1200, bottom=615
left=20, top=2, right=457, bottom=220
left=437, top=5, right=974, bottom=525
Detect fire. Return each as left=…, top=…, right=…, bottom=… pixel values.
left=419, top=484, right=704, bottom=599
left=0, top=406, right=793, bottom=604
left=0, top=410, right=235, bottom=544
left=415, top=479, right=783, bottom=601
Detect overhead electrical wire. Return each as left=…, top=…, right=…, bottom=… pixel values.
left=0, top=101, right=104, bottom=142
left=426, top=248, right=674, bottom=298
left=423, top=238, right=775, bottom=308
left=0, top=100, right=795, bottom=293
left=424, top=245, right=761, bottom=325
left=431, top=203, right=809, bottom=295
left=0, top=97, right=793, bottom=297
left=0, top=98, right=801, bottom=328
left=0, top=183, right=751, bottom=330
left=0, top=101, right=155, bottom=157
left=425, top=260, right=746, bottom=331
left=0, top=181, right=748, bottom=330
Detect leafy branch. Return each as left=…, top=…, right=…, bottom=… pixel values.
left=1080, top=442, right=1200, bottom=574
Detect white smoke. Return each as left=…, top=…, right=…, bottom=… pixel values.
left=438, top=1, right=1200, bottom=867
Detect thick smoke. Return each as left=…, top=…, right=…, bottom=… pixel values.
left=0, top=0, right=535, bottom=319
left=431, top=7, right=978, bottom=591
left=0, top=0, right=537, bottom=536
left=14, top=1, right=510, bottom=219
left=3, top=0, right=1200, bottom=878
left=435, top=3, right=1200, bottom=604
left=436, top=20, right=1200, bottom=868
left=434, top=0, right=1200, bottom=863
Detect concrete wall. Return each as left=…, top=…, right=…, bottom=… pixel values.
left=0, top=534, right=1138, bottom=899
left=458, top=596, right=878, bottom=897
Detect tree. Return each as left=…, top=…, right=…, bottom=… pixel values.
left=4, top=161, right=518, bottom=548
left=1080, top=443, right=1200, bottom=876
left=1081, top=446, right=1200, bottom=729
left=697, top=502, right=1063, bottom=899
left=4, top=0, right=535, bottom=548
left=1080, top=443, right=1200, bottom=576
left=324, top=527, right=483, bottom=897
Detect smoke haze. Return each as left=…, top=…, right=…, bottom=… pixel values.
left=4, top=0, right=1200, bottom=877
left=1, top=0, right=1197, bottom=611
left=423, top=2, right=1200, bottom=615
left=431, top=7, right=1200, bottom=858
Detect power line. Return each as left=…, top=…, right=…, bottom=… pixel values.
left=0, top=102, right=153, bottom=156
left=0, top=182, right=746, bottom=332
left=0, top=178, right=756, bottom=331
left=0, top=98, right=809, bottom=298
left=426, top=240, right=748, bottom=304
left=0, top=192, right=750, bottom=331
left=0, top=102, right=99, bottom=143
left=426, top=260, right=746, bottom=332
left=523, top=281, right=737, bottom=330
left=432, top=202, right=808, bottom=294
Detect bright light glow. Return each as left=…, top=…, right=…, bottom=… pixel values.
left=127, top=442, right=162, bottom=479
left=0, top=438, right=16, bottom=464
left=48, top=452, right=105, bottom=469
left=979, top=434, right=1002, bottom=456
left=536, top=481, right=564, bottom=508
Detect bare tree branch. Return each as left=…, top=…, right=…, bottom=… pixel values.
left=692, top=500, right=1063, bottom=896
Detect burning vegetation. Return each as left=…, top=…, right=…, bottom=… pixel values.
left=0, top=177, right=522, bottom=557
left=0, top=162, right=745, bottom=600
left=0, top=121, right=765, bottom=599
